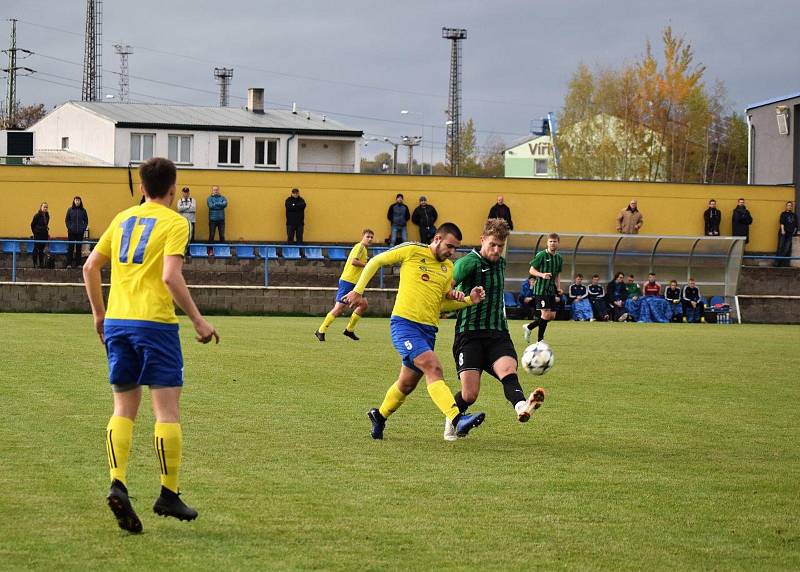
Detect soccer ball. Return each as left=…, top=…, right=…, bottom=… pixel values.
left=521, top=341, right=554, bottom=375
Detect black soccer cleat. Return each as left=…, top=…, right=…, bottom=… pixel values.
left=367, top=408, right=386, bottom=440
left=342, top=329, right=360, bottom=341
left=153, top=486, right=198, bottom=522
left=314, top=330, right=326, bottom=342
left=107, top=479, right=143, bottom=534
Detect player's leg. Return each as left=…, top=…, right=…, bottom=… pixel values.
left=150, top=386, right=197, bottom=521
left=537, top=296, right=556, bottom=341
left=491, top=356, right=545, bottom=422
left=317, top=301, right=345, bottom=341
left=104, top=327, right=145, bottom=533
left=368, top=365, right=421, bottom=440
left=414, top=350, right=485, bottom=437
left=343, top=297, right=368, bottom=340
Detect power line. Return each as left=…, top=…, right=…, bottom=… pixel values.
left=16, top=18, right=557, bottom=111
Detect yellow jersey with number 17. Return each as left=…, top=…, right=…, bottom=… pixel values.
left=94, top=201, right=190, bottom=324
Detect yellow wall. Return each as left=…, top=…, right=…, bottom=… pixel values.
left=0, top=165, right=792, bottom=252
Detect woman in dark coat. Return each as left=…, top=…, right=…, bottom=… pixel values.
left=30, top=202, right=50, bottom=268
left=65, top=196, right=89, bottom=267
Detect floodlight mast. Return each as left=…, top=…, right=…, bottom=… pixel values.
left=442, top=27, right=466, bottom=176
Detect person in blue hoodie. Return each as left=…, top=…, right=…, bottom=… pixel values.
left=207, top=186, right=228, bottom=244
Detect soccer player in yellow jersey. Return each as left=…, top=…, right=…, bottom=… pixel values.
left=315, top=229, right=374, bottom=341
left=83, top=157, right=219, bottom=534
left=344, top=223, right=487, bottom=440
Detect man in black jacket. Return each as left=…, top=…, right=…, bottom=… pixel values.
left=65, top=196, right=89, bottom=268
left=775, top=201, right=798, bottom=267
left=732, top=198, right=753, bottom=244
left=703, top=199, right=721, bottom=236
left=285, top=188, right=306, bottom=245
left=411, top=196, right=438, bottom=244
left=386, top=194, right=410, bottom=246
left=488, top=196, right=513, bottom=230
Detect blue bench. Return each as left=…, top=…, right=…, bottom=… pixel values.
left=2, top=241, right=20, bottom=254
left=328, top=247, right=348, bottom=261
left=49, top=241, right=68, bottom=255
left=258, top=246, right=279, bottom=259
left=212, top=245, right=232, bottom=258
left=236, top=245, right=256, bottom=259
left=282, top=247, right=301, bottom=260
left=304, top=247, right=324, bottom=260
left=189, top=245, right=208, bottom=258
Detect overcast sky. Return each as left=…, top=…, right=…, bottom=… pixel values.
left=5, top=0, right=800, bottom=163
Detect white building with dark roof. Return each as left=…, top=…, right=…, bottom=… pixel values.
left=29, top=89, right=363, bottom=172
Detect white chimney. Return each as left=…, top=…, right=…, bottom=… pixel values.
left=247, top=88, right=265, bottom=113
left=291, top=102, right=297, bottom=114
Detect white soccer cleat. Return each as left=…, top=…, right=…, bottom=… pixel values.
left=522, top=323, right=532, bottom=343
left=443, top=417, right=458, bottom=441
left=516, top=387, right=545, bottom=422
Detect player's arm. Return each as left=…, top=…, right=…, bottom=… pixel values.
left=344, top=247, right=408, bottom=307
left=441, top=286, right=485, bottom=312
left=162, top=256, right=219, bottom=344
left=350, top=259, right=366, bottom=267
left=83, top=248, right=110, bottom=344
left=528, top=253, right=551, bottom=279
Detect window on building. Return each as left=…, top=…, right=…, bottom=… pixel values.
left=130, top=133, right=155, bottom=162
left=534, top=158, right=549, bottom=175
left=255, top=138, right=279, bottom=167
left=168, top=135, right=193, bottom=164
left=61, top=137, right=69, bottom=150
left=218, top=137, right=242, bottom=165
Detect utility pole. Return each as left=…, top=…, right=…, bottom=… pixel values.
left=2, top=19, right=34, bottom=129
left=442, top=27, right=466, bottom=176
left=113, top=44, right=133, bottom=102
left=400, top=136, right=423, bottom=175
left=82, top=0, right=103, bottom=101
left=214, top=67, right=234, bottom=107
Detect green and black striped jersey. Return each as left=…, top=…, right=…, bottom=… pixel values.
left=531, top=249, right=563, bottom=295
left=452, top=250, right=508, bottom=333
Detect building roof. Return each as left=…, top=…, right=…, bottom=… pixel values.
left=503, top=134, right=550, bottom=152
left=62, top=101, right=363, bottom=136
left=30, top=149, right=112, bottom=167
left=745, top=92, right=800, bottom=111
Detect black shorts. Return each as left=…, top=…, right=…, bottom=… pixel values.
left=453, top=331, right=517, bottom=379
left=534, top=295, right=558, bottom=311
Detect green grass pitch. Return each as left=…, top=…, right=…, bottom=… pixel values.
left=1, top=313, right=798, bottom=570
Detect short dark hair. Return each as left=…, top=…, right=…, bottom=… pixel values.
left=592, top=274, right=600, bottom=279
left=396, top=193, right=404, bottom=199
left=436, top=222, right=462, bottom=241
left=181, top=187, right=190, bottom=192
left=291, top=188, right=299, bottom=193
left=547, top=232, right=560, bottom=241
left=362, top=228, right=374, bottom=236
left=575, top=273, right=584, bottom=278
left=139, top=157, right=176, bottom=199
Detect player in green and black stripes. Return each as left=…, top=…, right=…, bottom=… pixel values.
left=523, top=233, right=563, bottom=343
left=445, top=218, right=544, bottom=441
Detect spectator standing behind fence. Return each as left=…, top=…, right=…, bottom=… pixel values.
left=31, top=202, right=50, bottom=268
left=732, top=198, right=753, bottom=244
left=177, top=187, right=196, bottom=242
left=488, top=196, right=513, bottom=230
left=775, top=201, right=797, bottom=267
left=386, top=194, right=410, bottom=246
left=682, top=278, right=703, bottom=323
left=569, top=274, right=593, bottom=321
left=207, top=186, right=227, bottom=245
left=587, top=274, right=608, bottom=321
left=285, top=188, right=307, bottom=245
left=665, top=280, right=683, bottom=322
left=65, top=196, right=89, bottom=268
left=411, top=196, right=438, bottom=244
left=704, top=199, right=721, bottom=236
left=616, top=199, right=643, bottom=234
left=518, top=276, right=536, bottom=320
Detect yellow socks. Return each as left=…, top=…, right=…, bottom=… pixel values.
left=318, top=313, right=336, bottom=333
left=106, top=416, right=134, bottom=485
left=378, top=382, right=408, bottom=418
left=345, top=313, right=362, bottom=332
left=427, top=380, right=460, bottom=421
left=154, top=422, right=182, bottom=493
